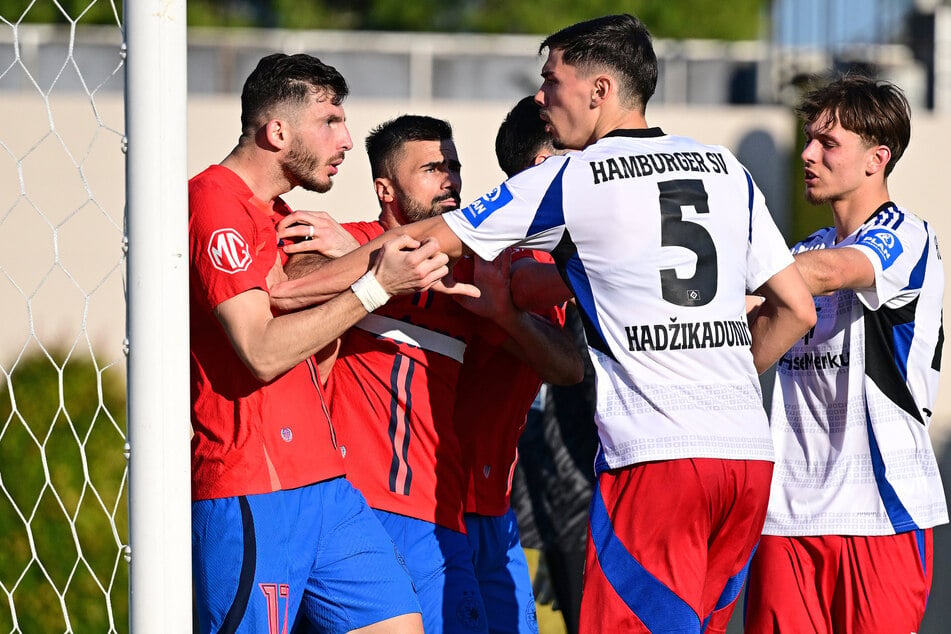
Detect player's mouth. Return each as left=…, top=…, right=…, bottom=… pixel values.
left=435, top=192, right=461, bottom=209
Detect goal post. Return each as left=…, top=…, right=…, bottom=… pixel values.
left=124, top=1, right=192, bottom=631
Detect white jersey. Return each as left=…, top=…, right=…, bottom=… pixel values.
left=764, top=203, right=948, bottom=536
left=444, top=129, right=793, bottom=470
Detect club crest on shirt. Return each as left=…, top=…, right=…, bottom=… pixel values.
left=207, top=228, right=251, bottom=273
left=858, top=227, right=902, bottom=269
left=461, top=183, right=513, bottom=228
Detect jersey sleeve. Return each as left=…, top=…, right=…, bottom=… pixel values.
left=742, top=167, right=795, bottom=292
left=443, top=157, right=571, bottom=262
left=189, top=182, right=274, bottom=310
left=847, top=219, right=929, bottom=311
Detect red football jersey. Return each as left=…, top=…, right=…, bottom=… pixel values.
left=329, top=220, right=478, bottom=532
left=454, top=249, right=566, bottom=516
left=188, top=165, right=344, bottom=501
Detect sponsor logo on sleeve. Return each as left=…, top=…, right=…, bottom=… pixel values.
left=858, top=228, right=902, bottom=269
left=207, top=228, right=252, bottom=273
left=461, top=183, right=513, bottom=228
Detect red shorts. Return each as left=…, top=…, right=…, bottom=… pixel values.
left=580, top=458, right=773, bottom=634
left=745, top=531, right=933, bottom=634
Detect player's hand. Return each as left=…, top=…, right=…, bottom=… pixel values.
left=276, top=210, right=360, bottom=257
left=372, top=235, right=458, bottom=297
left=453, top=250, right=515, bottom=317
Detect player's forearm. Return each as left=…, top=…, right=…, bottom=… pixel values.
left=749, top=265, right=817, bottom=374
left=230, top=291, right=368, bottom=382
left=498, top=312, right=584, bottom=385
left=270, top=246, right=376, bottom=311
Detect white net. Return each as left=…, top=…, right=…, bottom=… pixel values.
left=0, top=2, right=128, bottom=632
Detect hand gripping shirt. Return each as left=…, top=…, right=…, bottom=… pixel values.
left=443, top=129, right=794, bottom=471
left=453, top=249, right=567, bottom=517
left=188, top=165, right=344, bottom=501
left=764, top=202, right=948, bottom=536
left=329, top=219, right=479, bottom=532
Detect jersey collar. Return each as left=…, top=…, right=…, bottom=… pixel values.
left=602, top=127, right=665, bottom=139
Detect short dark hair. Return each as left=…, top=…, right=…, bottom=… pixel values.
left=796, top=73, right=911, bottom=177
left=240, top=53, right=349, bottom=137
left=540, top=14, right=657, bottom=111
left=365, top=114, right=453, bottom=179
left=495, top=96, right=554, bottom=178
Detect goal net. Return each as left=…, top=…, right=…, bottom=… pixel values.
left=0, top=2, right=191, bottom=631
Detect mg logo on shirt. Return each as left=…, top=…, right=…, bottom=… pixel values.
left=207, top=228, right=251, bottom=273
left=461, top=183, right=513, bottom=228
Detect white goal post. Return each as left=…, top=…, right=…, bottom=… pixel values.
left=124, top=0, right=192, bottom=631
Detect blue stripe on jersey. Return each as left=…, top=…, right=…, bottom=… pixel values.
left=744, top=169, right=754, bottom=243
left=866, top=404, right=919, bottom=532
left=590, top=483, right=700, bottom=631
left=526, top=159, right=570, bottom=237
left=565, top=254, right=612, bottom=357
left=893, top=322, right=915, bottom=382
left=903, top=231, right=929, bottom=292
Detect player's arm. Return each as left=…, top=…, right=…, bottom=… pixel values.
left=218, top=235, right=450, bottom=382
left=499, top=312, right=584, bottom=385
left=748, top=263, right=817, bottom=374
left=510, top=258, right=573, bottom=312
left=456, top=253, right=583, bottom=386
left=794, top=247, right=875, bottom=295
left=271, top=215, right=471, bottom=311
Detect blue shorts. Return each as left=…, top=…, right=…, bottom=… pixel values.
left=465, top=510, right=538, bottom=634
left=192, top=478, right=420, bottom=634
left=375, top=510, right=488, bottom=634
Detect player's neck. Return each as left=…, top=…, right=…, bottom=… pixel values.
left=830, top=185, right=891, bottom=242
left=221, top=148, right=290, bottom=204
left=596, top=106, right=648, bottom=142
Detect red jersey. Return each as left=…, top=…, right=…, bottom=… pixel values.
left=329, top=220, right=478, bottom=532
left=454, top=250, right=566, bottom=516
left=188, top=165, right=344, bottom=501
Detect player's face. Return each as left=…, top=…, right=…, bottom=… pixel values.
left=801, top=113, right=880, bottom=206
left=282, top=94, right=353, bottom=193
left=535, top=48, right=597, bottom=151
left=390, top=139, right=462, bottom=224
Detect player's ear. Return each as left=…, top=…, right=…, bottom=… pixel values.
left=374, top=177, right=394, bottom=203
left=262, top=118, right=288, bottom=150
left=591, top=74, right=612, bottom=107
left=532, top=152, right=551, bottom=167
left=867, top=144, right=891, bottom=176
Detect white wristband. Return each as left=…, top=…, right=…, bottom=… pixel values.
left=350, top=270, right=391, bottom=313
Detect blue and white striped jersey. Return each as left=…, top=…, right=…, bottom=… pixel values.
left=764, top=203, right=948, bottom=536
left=444, top=128, right=794, bottom=470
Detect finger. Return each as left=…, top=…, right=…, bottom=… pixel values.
left=275, top=211, right=308, bottom=231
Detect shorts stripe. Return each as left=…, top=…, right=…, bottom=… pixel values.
left=915, top=528, right=926, bottom=574
left=590, top=482, right=698, bottom=631
left=221, top=496, right=256, bottom=634
left=715, top=542, right=756, bottom=612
